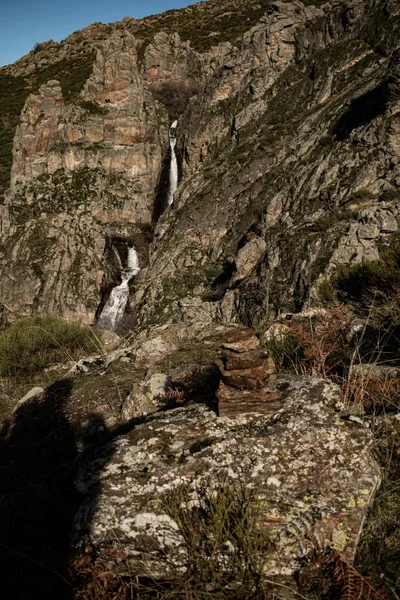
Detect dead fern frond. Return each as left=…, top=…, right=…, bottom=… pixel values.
left=298, top=550, right=388, bottom=600
left=165, top=387, right=186, bottom=404
left=331, top=550, right=387, bottom=600
left=156, top=387, right=187, bottom=408
left=69, top=551, right=129, bottom=600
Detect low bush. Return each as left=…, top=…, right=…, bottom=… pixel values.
left=0, top=316, right=100, bottom=376
left=264, top=333, right=305, bottom=373
left=70, top=479, right=274, bottom=599
left=159, top=479, right=274, bottom=598
left=263, top=304, right=352, bottom=379
left=318, top=234, right=400, bottom=311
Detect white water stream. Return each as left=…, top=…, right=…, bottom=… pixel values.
left=97, top=121, right=178, bottom=330
left=97, top=246, right=140, bottom=331
left=167, top=120, right=178, bottom=206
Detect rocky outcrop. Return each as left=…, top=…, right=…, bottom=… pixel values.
left=73, top=375, right=380, bottom=584
left=132, top=0, right=400, bottom=327
left=0, top=0, right=400, bottom=329
left=0, top=32, right=169, bottom=323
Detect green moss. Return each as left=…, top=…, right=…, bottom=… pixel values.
left=310, top=208, right=358, bottom=232
left=10, top=167, right=140, bottom=221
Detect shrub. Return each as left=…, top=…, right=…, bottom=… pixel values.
left=0, top=316, right=100, bottom=376
left=264, top=333, right=305, bottom=373
left=318, top=234, right=400, bottom=312
left=160, top=479, right=273, bottom=597
left=263, top=304, right=352, bottom=378
left=318, top=279, right=335, bottom=305
left=379, top=189, right=400, bottom=203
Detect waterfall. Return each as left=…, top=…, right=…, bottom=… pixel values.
left=167, top=120, right=179, bottom=206
left=97, top=246, right=140, bottom=331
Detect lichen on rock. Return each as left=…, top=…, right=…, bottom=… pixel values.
left=73, top=375, right=380, bottom=582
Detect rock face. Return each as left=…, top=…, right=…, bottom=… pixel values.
left=1, top=0, right=399, bottom=326
left=73, top=375, right=380, bottom=582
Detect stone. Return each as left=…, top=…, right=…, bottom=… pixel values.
left=216, top=359, right=274, bottom=390
left=97, top=329, right=121, bottom=349
left=215, top=331, right=276, bottom=414
left=221, top=329, right=260, bottom=353
left=12, top=387, right=44, bottom=413
left=232, top=237, right=266, bottom=283
left=220, top=348, right=270, bottom=371
left=104, top=348, right=131, bottom=368
left=350, top=363, right=400, bottom=381
left=216, top=381, right=282, bottom=415
left=121, top=373, right=173, bottom=421
left=73, top=376, right=381, bottom=583
left=135, top=336, right=178, bottom=364
left=357, top=222, right=380, bottom=240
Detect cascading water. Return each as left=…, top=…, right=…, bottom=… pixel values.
left=167, top=120, right=179, bottom=206
left=97, top=246, right=140, bottom=331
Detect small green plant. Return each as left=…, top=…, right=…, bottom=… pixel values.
left=318, top=279, right=335, bottom=305
left=379, top=189, right=400, bottom=203
left=263, top=333, right=305, bottom=373
left=318, top=233, right=400, bottom=313
left=159, top=479, right=274, bottom=597
left=348, top=189, right=372, bottom=203
left=0, top=316, right=101, bottom=376
left=139, top=222, right=154, bottom=234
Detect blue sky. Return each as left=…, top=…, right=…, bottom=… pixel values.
left=0, top=1, right=199, bottom=67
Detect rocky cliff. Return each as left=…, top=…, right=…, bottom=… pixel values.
left=0, top=0, right=399, bottom=329
left=1, top=3, right=400, bottom=595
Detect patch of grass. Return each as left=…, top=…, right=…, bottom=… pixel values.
left=379, top=189, right=400, bottom=203
left=310, top=208, right=358, bottom=233
left=356, top=419, right=400, bottom=597
left=318, top=279, right=335, bottom=305
left=0, top=316, right=101, bottom=376
left=262, top=333, right=305, bottom=374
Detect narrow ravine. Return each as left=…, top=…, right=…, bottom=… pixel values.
left=96, top=246, right=140, bottom=331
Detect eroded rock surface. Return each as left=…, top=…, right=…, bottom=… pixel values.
left=73, top=376, right=380, bottom=582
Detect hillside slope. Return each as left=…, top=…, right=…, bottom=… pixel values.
left=0, top=0, right=399, bottom=331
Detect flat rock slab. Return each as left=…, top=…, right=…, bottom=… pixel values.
left=73, top=376, right=380, bottom=580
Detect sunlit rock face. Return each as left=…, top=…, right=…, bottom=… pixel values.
left=0, top=0, right=399, bottom=328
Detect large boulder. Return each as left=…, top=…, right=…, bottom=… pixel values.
left=73, top=375, right=380, bottom=584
